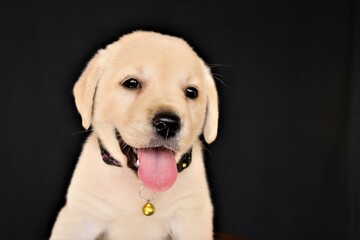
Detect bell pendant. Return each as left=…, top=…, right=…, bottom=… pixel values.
left=142, top=201, right=155, bottom=216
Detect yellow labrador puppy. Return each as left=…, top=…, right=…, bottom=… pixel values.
left=50, top=31, right=218, bottom=240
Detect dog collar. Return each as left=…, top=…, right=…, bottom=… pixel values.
left=98, top=139, right=192, bottom=173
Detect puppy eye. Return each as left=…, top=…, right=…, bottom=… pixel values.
left=185, top=87, right=198, bottom=99
left=122, top=78, right=141, bottom=89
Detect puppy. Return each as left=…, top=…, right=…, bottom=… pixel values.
left=50, top=31, right=219, bottom=240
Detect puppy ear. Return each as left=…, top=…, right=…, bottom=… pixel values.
left=73, top=50, right=107, bottom=129
left=203, top=66, right=219, bottom=144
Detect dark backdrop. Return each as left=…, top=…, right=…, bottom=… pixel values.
left=0, top=1, right=359, bottom=239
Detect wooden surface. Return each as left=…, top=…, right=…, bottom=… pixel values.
left=214, top=233, right=250, bottom=240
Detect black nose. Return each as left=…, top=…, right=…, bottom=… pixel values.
left=153, top=113, right=180, bottom=139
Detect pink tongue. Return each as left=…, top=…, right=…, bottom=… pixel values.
left=138, top=148, right=177, bottom=192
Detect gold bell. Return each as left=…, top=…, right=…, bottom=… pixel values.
left=142, top=201, right=155, bottom=216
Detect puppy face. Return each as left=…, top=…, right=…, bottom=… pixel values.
left=73, top=31, right=218, bottom=192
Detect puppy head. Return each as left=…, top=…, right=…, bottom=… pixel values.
left=73, top=31, right=218, bottom=191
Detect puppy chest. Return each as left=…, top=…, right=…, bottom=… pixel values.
left=106, top=217, right=171, bottom=239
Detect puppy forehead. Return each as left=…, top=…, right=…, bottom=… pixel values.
left=107, top=32, right=204, bottom=79
left=115, top=31, right=196, bottom=57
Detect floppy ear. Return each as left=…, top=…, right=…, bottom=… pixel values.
left=73, top=50, right=107, bottom=129
left=203, top=66, right=219, bottom=144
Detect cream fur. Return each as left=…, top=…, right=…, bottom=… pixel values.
left=50, top=31, right=219, bottom=240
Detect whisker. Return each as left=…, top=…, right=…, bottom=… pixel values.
left=71, top=129, right=93, bottom=136
left=200, top=141, right=212, bottom=155
left=207, top=63, right=231, bottom=87
left=212, top=74, right=227, bottom=87
left=208, top=63, right=232, bottom=68
left=121, top=143, right=129, bottom=151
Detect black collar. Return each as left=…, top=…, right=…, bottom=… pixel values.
left=98, top=139, right=192, bottom=173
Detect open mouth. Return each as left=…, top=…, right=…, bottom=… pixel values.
left=115, top=129, right=178, bottom=192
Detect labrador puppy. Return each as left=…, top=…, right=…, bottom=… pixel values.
left=50, top=31, right=218, bottom=240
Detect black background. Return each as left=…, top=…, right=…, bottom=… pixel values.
left=1, top=0, right=359, bottom=239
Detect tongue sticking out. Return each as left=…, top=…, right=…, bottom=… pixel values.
left=137, top=148, right=178, bottom=192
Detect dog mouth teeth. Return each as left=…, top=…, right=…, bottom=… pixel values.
left=115, top=129, right=178, bottom=172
